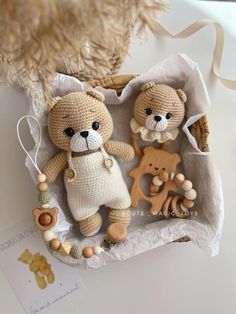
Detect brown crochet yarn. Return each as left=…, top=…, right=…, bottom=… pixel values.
left=43, top=90, right=134, bottom=239
left=79, top=212, right=102, bottom=236
left=108, top=209, right=131, bottom=225
left=134, top=83, right=187, bottom=131
left=48, top=91, right=113, bottom=151
left=43, top=151, right=67, bottom=183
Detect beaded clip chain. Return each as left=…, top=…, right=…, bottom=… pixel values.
left=17, top=116, right=115, bottom=261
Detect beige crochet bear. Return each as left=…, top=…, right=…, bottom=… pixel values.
left=131, top=82, right=187, bottom=155
left=43, top=90, right=134, bottom=239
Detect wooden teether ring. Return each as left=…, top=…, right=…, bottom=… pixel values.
left=129, top=147, right=181, bottom=214
left=162, top=195, right=173, bottom=218
left=33, top=207, right=58, bottom=231
left=170, top=195, right=187, bottom=218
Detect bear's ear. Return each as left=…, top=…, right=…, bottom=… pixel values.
left=172, top=153, right=181, bottom=166
left=86, top=90, right=105, bottom=102
left=176, top=89, right=187, bottom=103
left=140, top=82, right=156, bottom=92
left=47, top=96, right=61, bottom=112
left=143, top=146, right=155, bottom=155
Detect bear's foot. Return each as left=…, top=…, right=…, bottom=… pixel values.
left=79, top=212, right=102, bottom=237
left=108, top=208, right=131, bottom=225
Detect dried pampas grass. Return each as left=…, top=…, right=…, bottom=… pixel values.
left=0, top=0, right=166, bottom=103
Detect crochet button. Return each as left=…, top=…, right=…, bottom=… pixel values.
left=104, top=157, right=113, bottom=170
left=65, top=168, right=76, bottom=180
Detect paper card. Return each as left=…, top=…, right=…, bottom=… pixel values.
left=0, top=219, right=87, bottom=314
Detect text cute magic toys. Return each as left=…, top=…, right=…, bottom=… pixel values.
left=19, top=90, right=135, bottom=260
left=129, top=82, right=198, bottom=218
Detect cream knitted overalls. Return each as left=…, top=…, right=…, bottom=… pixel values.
left=64, top=148, right=131, bottom=221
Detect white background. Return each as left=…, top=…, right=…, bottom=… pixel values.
left=1, top=1, right=236, bottom=313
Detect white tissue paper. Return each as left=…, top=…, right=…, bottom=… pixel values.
left=25, top=53, right=224, bottom=268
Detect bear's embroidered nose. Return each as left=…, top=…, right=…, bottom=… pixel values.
left=154, top=115, right=162, bottom=122
left=80, top=131, right=89, bottom=138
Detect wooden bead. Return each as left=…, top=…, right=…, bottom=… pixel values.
left=152, top=176, right=163, bottom=186
left=39, top=213, right=52, bottom=226
left=159, top=171, right=169, bottom=182
left=182, top=180, right=193, bottom=191
left=37, top=173, right=47, bottom=183
left=37, top=182, right=48, bottom=192
left=43, top=230, right=54, bottom=242
left=93, top=246, right=103, bottom=255
left=82, top=247, right=93, bottom=258
left=59, top=242, right=72, bottom=257
left=183, top=199, right=194, bottom=208
left=107, top=223, right=127, bottom=243
left=49, top=239, right=61, bottom=251
left=175, top=173, right=185, bottom=185
left=185, top=189, right=197, bottom=200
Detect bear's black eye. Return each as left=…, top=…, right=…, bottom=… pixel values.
left=145, top=108, right=152, bottom=115
left=92, top=121, right=100, bottom=130
left=166, top=112, right=172, bottom=120
left=64, top=127, right=75, bottom=137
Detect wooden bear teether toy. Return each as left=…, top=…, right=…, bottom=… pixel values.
left=129, top=147, right=197, bottom=217
left=33, top=207, right=58, bottom=231
left=129, top=147, right=181, bottom=215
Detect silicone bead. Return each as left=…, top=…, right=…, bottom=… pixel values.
left=70, top=244, right=82, bottom=259
left=152, top=176, right=163, bottom=186
left=175, top=173, right=185, bottom=184
left=93, top=246, right=103, bottom=255
left=37, top=173, right=47, bottom=183
left=43, top=230, right=54, bottom=242
left=185, top=189, right=197, bottom=200
left=42, top=203, right=50, bottom=209
left=182, top=180, right=193, bottom=191
left=59, top=242, right=72, bottom=257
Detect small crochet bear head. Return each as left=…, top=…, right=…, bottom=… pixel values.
left=133, top=82, right=187, bottom=133
left=48, top=90, right=113, bottom=152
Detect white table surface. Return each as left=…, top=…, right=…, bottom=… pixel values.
left=1, top=1, right=236, bottom=313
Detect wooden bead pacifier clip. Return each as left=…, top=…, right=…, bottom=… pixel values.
left=17, top=116, right=121, bottom=261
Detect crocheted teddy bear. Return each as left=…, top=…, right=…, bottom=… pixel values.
left=130, top=82, right=187, bottom=155
left=43, top=90, right=134, bottom=239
